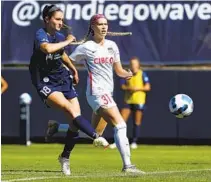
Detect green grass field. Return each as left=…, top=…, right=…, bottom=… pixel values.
left=2, top=144, right=211, bottom=182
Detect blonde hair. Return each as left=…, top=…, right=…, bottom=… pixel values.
left=62, top=23, right=132, bottom=45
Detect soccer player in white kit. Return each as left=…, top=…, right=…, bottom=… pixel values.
left=68, top=14, right=145, bottom=174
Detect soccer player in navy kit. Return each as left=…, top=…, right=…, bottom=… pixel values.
left=29, top=5, right=108, bottom=175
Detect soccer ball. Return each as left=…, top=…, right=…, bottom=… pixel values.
left=169, top=94, right=194, bottom=118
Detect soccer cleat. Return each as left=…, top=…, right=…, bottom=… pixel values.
left=93, top=136, right=109, bottom=148
left=109, top=143, right=117, bottom=149
left=58, top=155, right=71, bottom=176
left=45, top=120, right=59, bottom=142
left=122, top=165, right=145, bottom=174
left=130, top=142, right=138, bottom=149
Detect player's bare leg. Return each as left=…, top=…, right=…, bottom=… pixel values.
left=121, top=108, right=131, bottom=123
left=91, top=112, right=107, bottom=136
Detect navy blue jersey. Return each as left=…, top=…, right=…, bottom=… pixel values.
left=29, top=28, right=77, bottom=103
left=29, top=28, right=69, bottom=89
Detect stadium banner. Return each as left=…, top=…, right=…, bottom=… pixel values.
left=1, top=0, right=211, bottom=65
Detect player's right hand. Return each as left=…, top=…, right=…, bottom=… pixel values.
left=66, top=35, right=76, bottom=44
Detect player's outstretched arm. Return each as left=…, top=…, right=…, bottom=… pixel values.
left=40, top=35, right=76, bottom=54
left=113, top=62, right=132, bottom=79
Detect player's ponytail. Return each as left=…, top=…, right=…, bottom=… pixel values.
left=62, top=13, right=132, bottom=45
left=72, top=26, right=92, bottom=45
left=107, top=32, right=132, bottom=36
left=69, top=31, right=132, bottom=45
left=63, top=23, right=92, bottom=45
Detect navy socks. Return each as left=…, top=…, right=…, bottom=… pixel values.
left=73, top=116, right=98, bottom=139
left=61, top=130, right=79, bottom=159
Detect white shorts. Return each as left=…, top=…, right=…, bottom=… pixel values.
left=86, top=93, right=117, bottom=112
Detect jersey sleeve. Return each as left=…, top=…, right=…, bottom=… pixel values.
left=142, top=71, right=150, bottom=84
left=35, top=29, right=49, bottom=48
left=112, top=42, right=120, bottom=63
left=69, top=45, right=86, bottom=62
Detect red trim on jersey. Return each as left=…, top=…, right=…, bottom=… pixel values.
left=88, top=72, right=93, bottom=95
left=84, top=59, right=93, bottom=95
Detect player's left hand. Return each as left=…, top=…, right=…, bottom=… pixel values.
left=73, top=72, right=79, bottom=85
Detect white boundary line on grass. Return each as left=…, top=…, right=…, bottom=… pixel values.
left=146, top=168, right=211, bottom=174
left=2, top=168, right=211, bottom=182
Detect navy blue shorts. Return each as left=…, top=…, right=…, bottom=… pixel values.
left=122, top=103, right=145, bottom=111
left=36, top=75, right=78, bottom=106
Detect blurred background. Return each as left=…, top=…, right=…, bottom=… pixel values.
left=1, top=0, right=211, bottom=145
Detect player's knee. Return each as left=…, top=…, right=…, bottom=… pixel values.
left=61, top=103, right=81, bottom=119
left=135, top=122, right=141, bottom=126
left=121, top=121, right=127, bottom=128
left=115, top=121, right=127, bottom=129
left=116, top=118, right=127, bottom=126
left=60, top=103, right=72, bottom=114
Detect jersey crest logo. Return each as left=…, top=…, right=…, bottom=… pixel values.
left=46, top=54, right=53, bottom=60
left=107, top=47, right=114, bottom=54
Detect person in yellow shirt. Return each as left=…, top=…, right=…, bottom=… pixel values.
left=110, top=57, right=151, bottom=149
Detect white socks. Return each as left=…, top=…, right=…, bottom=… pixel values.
left=114, top=122, right=131, bottom=167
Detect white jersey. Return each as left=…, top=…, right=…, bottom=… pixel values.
left=69, top=39, right=120, bottom=96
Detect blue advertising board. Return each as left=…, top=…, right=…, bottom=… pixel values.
left=1, top=1, right=211, bottom=64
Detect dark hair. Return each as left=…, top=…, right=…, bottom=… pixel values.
left=42, top=5, right=62, bottom=23
left=130, top=56, right=140, bottom=62
left=130, top=57, right=141, bottom=66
